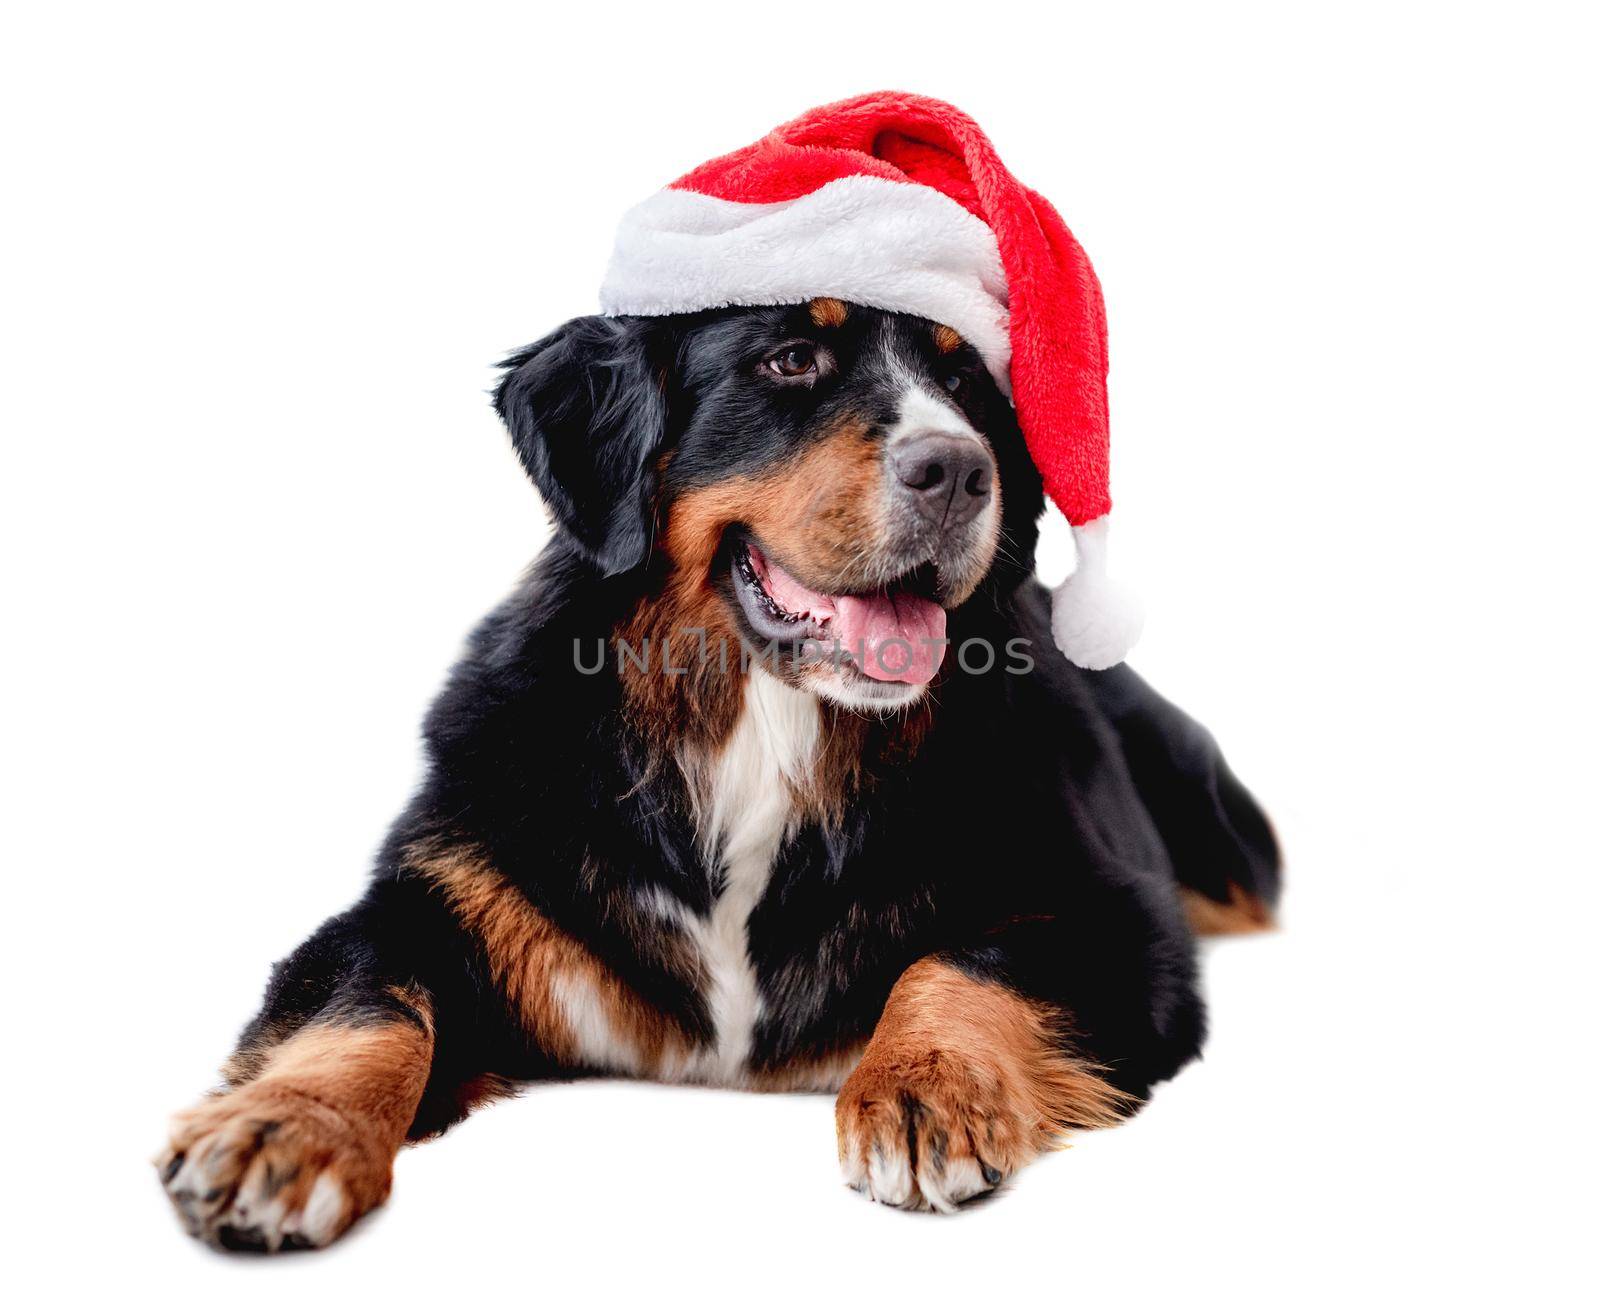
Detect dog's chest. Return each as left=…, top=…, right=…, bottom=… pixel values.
left=667, top=672, right=819, bottom=1084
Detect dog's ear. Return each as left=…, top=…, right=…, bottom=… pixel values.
left=494, top=316, right=670, bottom=575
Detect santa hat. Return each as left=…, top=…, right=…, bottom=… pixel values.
left=599, top=91, right=1141, bottom=670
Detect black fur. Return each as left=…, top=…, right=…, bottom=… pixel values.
left=495, top=316, right=672, bottom=575
left=226, top=302, right=1279, bottom=1144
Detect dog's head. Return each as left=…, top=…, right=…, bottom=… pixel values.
left=496, top=299, right=1042, bottom=711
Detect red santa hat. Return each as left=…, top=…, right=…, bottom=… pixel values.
left=599, top=91, right=1141, bottom=670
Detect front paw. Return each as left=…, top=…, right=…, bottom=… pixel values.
left=835, top=960, right=1131, bottom=1212
left=157, top=1082, right=392, bottom=1250
left=835, top=1046, right=1027, bottom=1212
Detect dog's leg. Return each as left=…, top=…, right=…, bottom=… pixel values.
left=156, top=887, right=493, bottom=1251
left=837, top=876, right=1206, bottom=1212
left=835, top=956, right=1130, bottom=1212
left=1081, top=663, right=1282, bottom=929
left=158, top=988, right=432, bottom=1249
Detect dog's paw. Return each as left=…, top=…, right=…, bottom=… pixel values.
left=835, top=960, right=1131, bottom=1212
left=157, top=1082, right=393, bottom=1251
left=836, top=1046, right=1035, bottom=1212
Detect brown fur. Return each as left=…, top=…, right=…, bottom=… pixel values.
left=808, top=296, right=849, bottom=328
left=404, top=839, right=699, bottom=1071
left=615, top=560, right=747, bottom=764
left=836, top=957, right=1129, bottom=1200
left=1182, top=882, right=1276, bottom=935
left=221, top=983, right=431, bottom=1089
left=620, top=414, right=946, bottom=820
left=931, top=323, right=963, bottom=354
left=618, top=416, right=889, bottom=760
left=221, top=1026, right=289, bottom=1087
left=750, top=1044, right=867, bottom=1093
left=162, top=1009, right=434, bottom=1243
left=662, top=416, right=887, bottom=594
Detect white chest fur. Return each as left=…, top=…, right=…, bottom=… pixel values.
left=667, top=670, right=820, bottom=1083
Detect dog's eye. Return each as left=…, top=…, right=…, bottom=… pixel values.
left=941, top=371, right=966, bottom=395
left=767, top=344, right=819, bottom=379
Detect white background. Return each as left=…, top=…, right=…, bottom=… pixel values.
left=4, top=2, right=1596, bottom=1298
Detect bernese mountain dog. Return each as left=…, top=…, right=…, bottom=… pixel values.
left=157, top=297, right=1280, bottom=1249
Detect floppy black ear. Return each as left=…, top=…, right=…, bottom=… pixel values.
left=494, top=315, right=669, bottom=575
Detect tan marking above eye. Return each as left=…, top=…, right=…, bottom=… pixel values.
left=932, top=323, right=964, bottom=355
left=808, top=297, right=849, bottom=329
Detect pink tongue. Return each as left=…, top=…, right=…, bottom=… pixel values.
left=831, top=592, right=947, bottom=684
left=752, top=546, right=948, bottom=685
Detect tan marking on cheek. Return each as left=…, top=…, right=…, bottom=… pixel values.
left=403, top=840, right=695, bottom=1072
left=629, top=420, right=921, bottom=784
left=658, top=420, right=888, bottom=592
left=932, top=323, right=964, bottom=354
left=660, top=481, right=747, bottom=585
left=768, top=425, right=886, bottom=579
left=809, top=297, right=849, bottom=329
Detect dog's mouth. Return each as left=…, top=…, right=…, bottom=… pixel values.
left=729, top=536, right=948, bottom=685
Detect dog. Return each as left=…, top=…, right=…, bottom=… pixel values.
left=157, top=297, right=1280, bottom=1249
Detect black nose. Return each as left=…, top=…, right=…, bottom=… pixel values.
left=890, top=433, right=995, bottom=529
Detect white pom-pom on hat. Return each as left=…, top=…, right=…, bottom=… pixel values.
left=598, top=92, right=1147, bottom=670
left=1050, top=516, right=1144, bottom=670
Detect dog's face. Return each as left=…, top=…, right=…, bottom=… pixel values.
left=496, top=300, right=1043, bottom=711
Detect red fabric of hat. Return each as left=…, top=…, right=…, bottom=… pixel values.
left=601, top=92, right=1141, bottom=668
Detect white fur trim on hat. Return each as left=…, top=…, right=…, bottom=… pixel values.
left=599, top=176, right=1013, bottom=393
left=1050, top=516, right=1143, bottom=670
